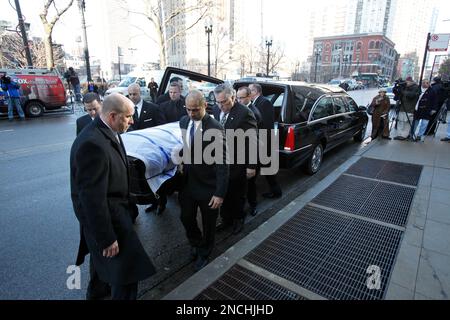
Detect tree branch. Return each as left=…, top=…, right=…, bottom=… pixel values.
left=165, top=7, right=208, bottom=43
left=49, top=0, right=74, bottom=27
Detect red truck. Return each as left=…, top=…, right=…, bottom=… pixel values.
left=0, top=68, right=67, bottom=118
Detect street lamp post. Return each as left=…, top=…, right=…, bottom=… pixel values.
left=265, top=39, right=273, bottom=77
left=78, top=0, right=91, bottom=82
left=118, top=46, right=122, bottom=81
left=205, top=24, right=212, bottom=76
left=314, top=47, right=322, bottom=83
left=343, top=56, right=348, bottom=77
left=338, top=48, right=343, bottom=78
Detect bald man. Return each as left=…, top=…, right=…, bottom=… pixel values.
left=127, top=83, right=163, bottom=131
left=71, top=93, right=155, bottom=300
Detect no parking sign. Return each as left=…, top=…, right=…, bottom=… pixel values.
left=429, top=33, right=450, bottom=52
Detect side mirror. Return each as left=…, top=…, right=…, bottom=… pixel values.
left=358, top=106, right=367, bottom=112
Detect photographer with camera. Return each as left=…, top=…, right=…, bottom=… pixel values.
left=64, top=67, right=81, bottom=102
left=0, top=73, right=25, bottom=121
left=370, top=88, right=391, bottom=140
left=398, top=77, right=420, bottom=115
left=426, top=77, right=448, bottom=135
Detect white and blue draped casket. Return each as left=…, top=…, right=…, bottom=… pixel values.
left=121, top=122, right=183, bottom=194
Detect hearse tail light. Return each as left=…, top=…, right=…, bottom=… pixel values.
left=284, top=126, right=295, bottom=151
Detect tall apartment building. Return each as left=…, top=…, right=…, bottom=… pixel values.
left=165, top=0, right=245, bottom=78
left=84, top=0, right=134, bottom=80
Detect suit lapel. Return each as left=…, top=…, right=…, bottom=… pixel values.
left=95, top=118, right=128, bottom=167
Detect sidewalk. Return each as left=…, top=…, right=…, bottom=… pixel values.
left=164, top=121, right=450, bottom=300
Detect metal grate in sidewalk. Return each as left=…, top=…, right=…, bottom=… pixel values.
left=194, top=265, right=303, bottom=300
left=346, top=158, right=423, bottom=186
left=311, top=175, right=415, bottom=227
left=245, top=206, right=403, bottom=300
left=311, top=175, right=378, bottom=215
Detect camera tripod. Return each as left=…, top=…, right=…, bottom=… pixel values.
left=390, top=100, right=417, bottom=141
left=424, top=103, right=448, bottom=137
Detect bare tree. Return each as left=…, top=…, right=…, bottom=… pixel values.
left=268, top=45, right=286, bottom=75
left=234, top=40, right=260, bottom=77
left=0, top=33, right=65, bottom=68
left=126, top=0, right=212, bottom=69
left=39, top=0, right=74, bottom=69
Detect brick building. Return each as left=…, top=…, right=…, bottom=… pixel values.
left=311, top=33, right=398, bottom=83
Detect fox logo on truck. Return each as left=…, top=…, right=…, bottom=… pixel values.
left=0, top=68, right=67, bottom=118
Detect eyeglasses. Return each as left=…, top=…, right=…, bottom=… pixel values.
left=237, top=96, right=248, bottom=100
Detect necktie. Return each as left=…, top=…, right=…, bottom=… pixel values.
left=220, top=113, right=228, bottom=126
left=189, top=122, right=195, bottom=148
left=133, top=105, right=139, bottom=125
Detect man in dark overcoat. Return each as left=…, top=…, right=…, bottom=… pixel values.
left=70, top=93, right=155, bottom=300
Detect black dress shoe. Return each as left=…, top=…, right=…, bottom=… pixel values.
left=249, top=207, right=258, bottom=216
left=381, top=136, right=392, bottom=140
left=194, top=256, right=208, bottom=271
left=216, top=219, right=233, bottom=231
left=262, top=192, right=282, bottom=199
left=441, top=137, right=450, bottom=142
left=232, top=219, right=244, bottom=235
left=145, top=203, right=158, bottom=213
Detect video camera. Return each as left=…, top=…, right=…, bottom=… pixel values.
left=393, top=79, right=407, bottom=101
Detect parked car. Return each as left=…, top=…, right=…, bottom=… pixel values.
left=0, top=68, right=67, bottom=117
left=385, top=86, right=396, bottom=107
left=328, top=79, right=344, bottom=87
left=343, top=79, right=358, bottom=90
left=196, top=81, right=217, bottom=101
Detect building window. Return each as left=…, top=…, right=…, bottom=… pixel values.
left=369, top=41, right=375, bottom=49
left=375, top=41, right=380, bottom=49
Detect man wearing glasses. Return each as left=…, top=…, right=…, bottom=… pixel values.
left=236, top=87, right=263, bottom=217
left=213, top=84, right=258, bottom=235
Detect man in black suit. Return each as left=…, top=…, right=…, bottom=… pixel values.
left=75, top=92, right=110, bottom=299
left=147, top=77, right=158, bottom=102
left=249, top=83, right=282, bottom=199
left=156, top=76, right=184, bottom=105
left=213, top=84, right=258, bottom=235
left=70, top=93, right=155, bottom=300
left=179, top=90, right=229, bottom=271
left=76, top=93, right=102, bottom=136
left=237, top=86, right=263, bottom=217
left=127, top=83, right=163, bottom=131
left=159, top=82, right=187, bottom=124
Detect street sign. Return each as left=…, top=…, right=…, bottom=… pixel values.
left=429, top=34, right=450, bottom=52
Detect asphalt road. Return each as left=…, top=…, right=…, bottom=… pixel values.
left=0, top=89, right=377, bottom=300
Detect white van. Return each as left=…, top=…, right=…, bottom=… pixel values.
left=105, top=70, right=164, bottom=101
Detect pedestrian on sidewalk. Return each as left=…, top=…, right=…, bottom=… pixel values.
left=370, top=88, right=391, bottom=140
left=0, top=73, right=25, bottom=121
